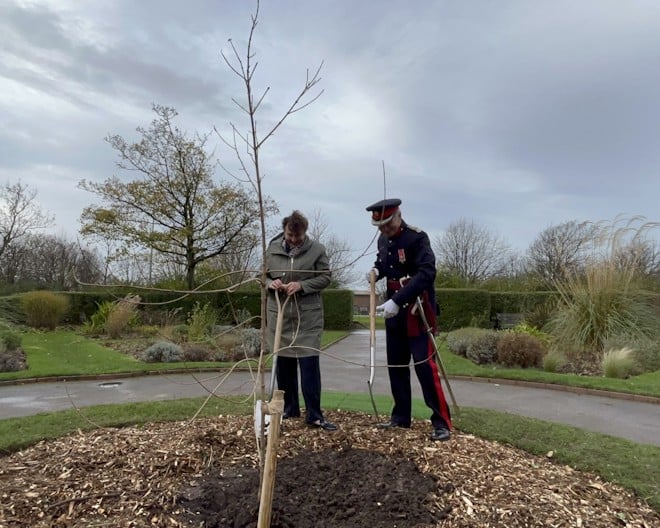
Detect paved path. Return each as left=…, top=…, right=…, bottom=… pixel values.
left=1, top=331, right=659, bottom=446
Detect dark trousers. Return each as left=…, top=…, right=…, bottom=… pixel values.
left=276, top=355, right=323, bottom=423
left=385, top=313, right=452, bottom=429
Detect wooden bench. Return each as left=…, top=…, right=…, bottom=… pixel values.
left=493, top=312, right=524, bottom=330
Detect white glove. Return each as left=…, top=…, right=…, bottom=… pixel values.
left=366, top=268, right=378, bottom=283
left=376, top=299, right=399, bottom=318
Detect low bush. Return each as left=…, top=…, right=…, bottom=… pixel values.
left=183, top=345, right=211, bottom=362
left=142, top=341, right=184, bottom=363
left=542, top=349, right=567, bottom=372
left=234, top=327, right=261, bottom=359
left=105, top=296, right=140, bottom=339
left=137, top=325, right=160, bottom=338
left=446, top=327, right=482, bottom=357
left=0, top=348, right=27, bottom=372
left=603, top=334, right=660, bottom=374
left=171, top=324, right=189, bottom=344
left=20, top=291, right=70, bottom=329
left=601, top=347, right=636, bottom=379
left=465, top=329, right=500, bottom=365
left=0, top=330, right=22, bottom=351
left=511, top=323, right=552, bottom=349
left=88, top=301, right=115, bottom=333
left=187, top=302, right=217, bottom=342
left=496, top=332, right=545, bottom=368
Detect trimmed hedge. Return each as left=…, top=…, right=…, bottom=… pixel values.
left=1, top=288, right=557, bottom=333
left=436, top=288, right=558, bottom=332
left=436, top=289, right=491, bottom=331
left=3, top=288, right=354, bottom=331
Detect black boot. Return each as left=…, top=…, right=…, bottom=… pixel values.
left=430, top=427, right=451, bottom=442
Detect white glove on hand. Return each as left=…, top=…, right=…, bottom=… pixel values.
left=366, top=268, right=378, bottom=283
left=376, top=299, right=399, bottom=319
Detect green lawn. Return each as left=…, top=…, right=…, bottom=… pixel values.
left=0, top=329, right=350, bottom=382
left=5, top=327, right=658, bottom=399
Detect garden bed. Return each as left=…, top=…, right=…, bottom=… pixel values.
left=1, top=411, right=657, bottom=527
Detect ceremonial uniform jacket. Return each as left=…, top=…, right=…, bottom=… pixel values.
left=373, top=221, right=437, bottom=311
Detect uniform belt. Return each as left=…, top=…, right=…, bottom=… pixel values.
left=387, top=278, right=409, bottom=291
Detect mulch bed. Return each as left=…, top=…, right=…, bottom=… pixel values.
left=1, top=411, right=657, bottom=527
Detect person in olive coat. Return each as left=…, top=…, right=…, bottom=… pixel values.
left=265, top=210, right=337, bottom=430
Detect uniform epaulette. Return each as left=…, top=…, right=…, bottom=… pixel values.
left=407, top=224, right=422, bottom=233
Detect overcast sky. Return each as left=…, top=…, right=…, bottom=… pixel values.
left=2, top=0, right=660, bottom=287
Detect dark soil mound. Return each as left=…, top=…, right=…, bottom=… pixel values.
left=180, top=447, right=450, bottom=527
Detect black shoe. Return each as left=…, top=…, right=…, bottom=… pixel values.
left=282, top=412, right=300, bottom=419
left=430, top=427, right=451, bottom=442
left=307, top=419, right=337, bottom=431
left=375, top=421, right=410, bottom=429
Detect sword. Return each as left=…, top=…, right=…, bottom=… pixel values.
left=367, top=269, right=380, bottom=420
left=414, top=296, right=460, bottom=416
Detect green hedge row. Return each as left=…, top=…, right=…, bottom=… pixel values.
left=436, top=288, right=558, bottom=331
left=0, top=289, right=354, bottom=331
left=1, top=288, right=557, bottom=333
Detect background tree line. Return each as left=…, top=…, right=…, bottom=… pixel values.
left=1, top=108, right=658, bottom=295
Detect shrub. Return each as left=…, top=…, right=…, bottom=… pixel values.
left=187, top=302, right=217, bottom=342
left=601, top=347, right=636, bottom=378
left=446, top=328, right=482, bottom=357
left=88, top=301, right=116, bottom=333
left=234, top=327, right=261, bottom=359
left=137, top=325, right=160, bottom=337
left=631, top=340, right=660, bottom=373
left=603, top=334, right=660, bottom=374
left=523, top=299, right=558, bottom=331
left=511, top=323, right=552, bottom=349
left=0, top=348, right=27, bottom=372
left=21, top=291, right=70, bottom=329
left=171, top=324, right=189, bottom=343
left=183, top=344, right=211, bottom=362
left=0, top=330, right=22, bottom=351
left=542, top=349, right=568, bottom=372
left=465, top=329, right=500, bottom=365
left=104, top=295, right=140, bottom=338
left=546, top=218, right=660, bottom=363
left=496, top=332, right=545, bottom=368
left=142, top=341, right=184, bottom=363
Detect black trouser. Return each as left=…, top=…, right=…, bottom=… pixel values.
left=385, top=312, right=452, bottom=429
left=276, top=355, right=323, bottom=423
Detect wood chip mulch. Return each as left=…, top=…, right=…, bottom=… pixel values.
left=0, top=410, right=657, bottom=527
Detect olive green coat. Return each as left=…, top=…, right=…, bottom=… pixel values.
left=265, top=233, right=331, bottom=358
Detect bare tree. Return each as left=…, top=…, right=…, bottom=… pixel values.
left=79, top=105, right=273, bottom=290
left=0, top=233, right=102, bottom=290
left=612, top=239, right=660, bottom=277
left=218, top=0, right=324, bottom=472
left=526, top=220, right=597, bottom=287
left=433, top=218, right=512, bottom=284
left=308, top=209, right=357, bottom=288
left=0, top=181, right=53, bottom=260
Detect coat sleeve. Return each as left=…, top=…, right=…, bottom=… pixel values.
left=300, top=244, right=332, bottom=294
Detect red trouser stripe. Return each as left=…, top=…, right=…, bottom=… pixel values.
left=426, top=336, right=452, bottom=429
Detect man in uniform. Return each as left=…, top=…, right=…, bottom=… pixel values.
left=366, top=198, right=452, bottom=441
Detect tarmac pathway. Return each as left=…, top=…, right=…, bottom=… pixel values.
left=1, top=330, right=659, bottom=446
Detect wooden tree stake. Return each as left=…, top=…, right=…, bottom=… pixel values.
left=257, top=389, right=284, bottom=528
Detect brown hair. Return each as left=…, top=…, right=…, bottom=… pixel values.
left=282, top=210, right=309, bottom=235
